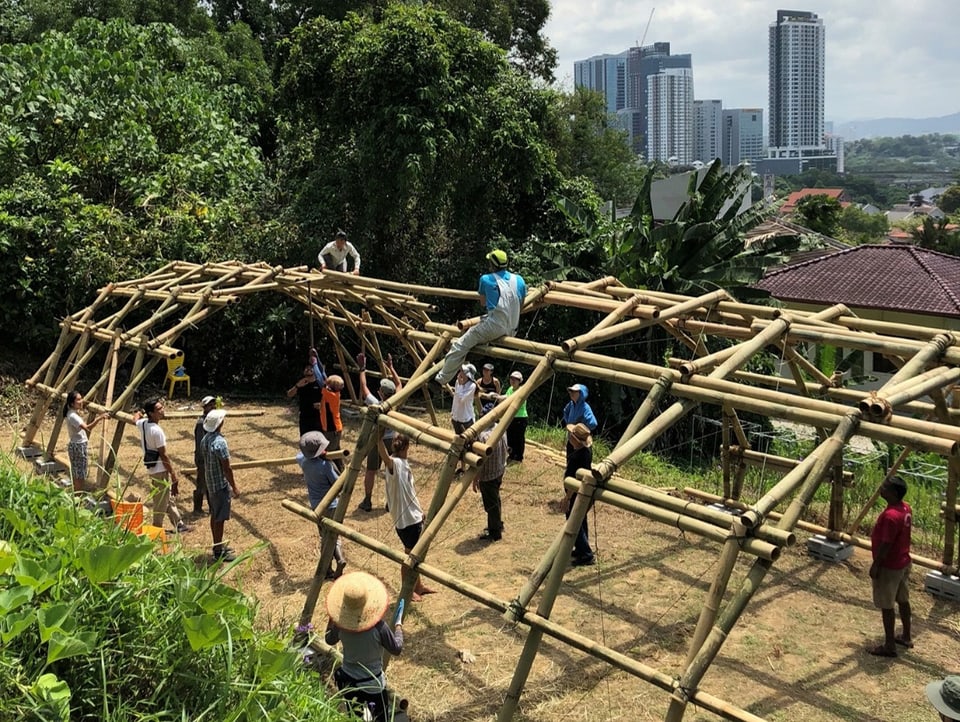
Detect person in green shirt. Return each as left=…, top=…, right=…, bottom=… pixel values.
left=503, top=370, right=528, bottom=462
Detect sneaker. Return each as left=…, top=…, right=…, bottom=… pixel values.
left=175, top=521, right=193, bottom=533
left=358, top=498, right=373, bottom=512
left=478, top=530, right=502, bottom=542
left=571, top=554, right=595, bottom=567
left=213, top=548, right=237, bottom=562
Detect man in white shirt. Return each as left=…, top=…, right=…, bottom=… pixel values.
left=318, top=229, right=361, bottom=274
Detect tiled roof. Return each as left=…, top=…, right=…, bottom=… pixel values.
left=780, top=188, right=847, bottom=214
left=756, top=244, right=960, bottom=318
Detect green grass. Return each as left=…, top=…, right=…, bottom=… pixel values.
left=0, top=454, right=349, bottom=722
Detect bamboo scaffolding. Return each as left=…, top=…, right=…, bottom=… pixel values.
left=180, top=451, right=348, bottom=475
left=684, top=488, right=955, bottom=573
left=561, top=479, right=780, bottom=561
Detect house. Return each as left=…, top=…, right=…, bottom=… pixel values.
left=779, top=188, right=851, bottom=215
left=756, top=244, right=960, bottom=388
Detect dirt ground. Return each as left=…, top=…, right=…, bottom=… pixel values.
left=7, top=397, right=960, bottom=722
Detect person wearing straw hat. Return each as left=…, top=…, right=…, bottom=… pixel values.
left=298, top=430, right=346, bottom=579
left=377, top=429, right=436, bottom=601
left=502, top=370, right=528, bottom=462
left=200, top=408, right=240, bottom=562
left=563, top=422, right=596, bottom=566
left=191, top=395, right=218, bottom=515
left=927, top=675, right=960, bottom=721
left=434, top=249, right=526, bottom=384
left=356, top=351, right=402, bottom=512
left=325, top=571, right=404, bottom=721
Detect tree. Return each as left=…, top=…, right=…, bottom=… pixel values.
left=793, top=194, right=843, bottom=237
left=276, top=4, right=573, bottom=288
left=911, top=217, right=960, bottom=255
left=838, top=205, right=888, bottom=244
left=939, top=185, right=960, bottom=214
left=552, top=87, right=644, bottom=207
left=0, top=19, right=269, bottom=347
left=557, top=160, right=807, bottom=297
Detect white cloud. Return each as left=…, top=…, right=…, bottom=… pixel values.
left=545, top=0, right=960, bottom=121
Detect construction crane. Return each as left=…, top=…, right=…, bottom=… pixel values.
left=637, top=7, right=655, bottom=48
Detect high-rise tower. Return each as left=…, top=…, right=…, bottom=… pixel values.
left=767, top=10, right=826, bottom=161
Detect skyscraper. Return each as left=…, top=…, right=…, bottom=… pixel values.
left=574, top=54, right=627, bottom=115
left=721, top=109, right=764, bottom=166
left=767, top=9, right=826, bottom=160
left=647, top=67, right=695, bottom=164
left=694, top=100, right=723, bottom=163
left=575, top=42, right=693, bottom=161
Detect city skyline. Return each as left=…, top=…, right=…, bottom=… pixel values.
left=545, top=0, right=960, bottom=123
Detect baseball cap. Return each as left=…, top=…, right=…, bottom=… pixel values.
left=485, top=249, right=508, bottom=268
left=483, top=363, right=494, bottom=371
left=509, top=371, right=523, bottom=381
left=380, top=378, right=397, bottom=395
left=201, top=395, right=216, bottom=407
left=299, top=431, right=330, bottom=458
left=461, top=364, right=476, bottom=381
left=203, top=409, right=227, bottom=432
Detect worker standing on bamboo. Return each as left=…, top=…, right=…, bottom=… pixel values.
left=434, top=249, right=526, bottom=384
left=868, top=474, right=912, bottom=657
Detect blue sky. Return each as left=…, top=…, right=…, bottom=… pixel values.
left=544, top=1, right=959, bottom=122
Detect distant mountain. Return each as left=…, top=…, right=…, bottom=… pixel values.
left=834, top=113, right=960, bottom=140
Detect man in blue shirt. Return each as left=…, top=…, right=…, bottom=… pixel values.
left=435, top=249, right=527, bottom=384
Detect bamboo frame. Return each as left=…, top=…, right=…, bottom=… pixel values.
left=23, top=260, right=960, bottom=722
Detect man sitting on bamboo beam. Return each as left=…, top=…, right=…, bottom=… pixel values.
left=434, top=249, right=526, bottom=384
left=868, top=474, right=913, bottom=658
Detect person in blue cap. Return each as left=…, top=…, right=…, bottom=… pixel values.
left=434, top=249, right=526, bottom=384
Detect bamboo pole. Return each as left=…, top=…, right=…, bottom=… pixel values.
left=722, top=409, right=732, bottom=499
left=282, top=500, right=766, bottom=722
left=685, top=518, right=747, bottom=667
left=613, top=372, right=674, bottom=454
left=562, top=293, right=656, bottom=353
left=163, top=409, right=266, bottom=419
left=685, top=487, right=956, bottom=574
left=498, top=473, right=600, bottom=722
left=562, top=480, right=780, bottom=561
left=96, top=336, right=121, bottom=487
left=378, top=413, right=484, bottom=468
left=877, top=367, right=960, bottom=413
left=181, top=451, right=348, bottom=475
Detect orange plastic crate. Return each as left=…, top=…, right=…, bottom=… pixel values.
left=113, top=501, right=144, bottom=534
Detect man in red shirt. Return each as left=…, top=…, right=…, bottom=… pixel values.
left=868, top=474, right=912, bottom=657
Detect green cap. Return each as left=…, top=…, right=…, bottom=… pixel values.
left=486, top=249, right=508, bottom=268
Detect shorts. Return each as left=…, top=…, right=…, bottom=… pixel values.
left=396, top=521, right=423, bottom=550
left=452, top=420, right=472, bottom=435
left=208, top=487, right=232, bottom=522
left=872, top=563, right=910, bottom=609
left=67, top=441, right=89, bottom=480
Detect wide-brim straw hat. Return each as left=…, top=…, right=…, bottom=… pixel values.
left=566, top=422, right=593, bottom=447
left=325, top=571, right=389, bottom=632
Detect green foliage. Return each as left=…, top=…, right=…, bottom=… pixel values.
left=910, top=216, right=960, bottom=254
left=792, top=194, right=843, bottom=237
left=0, top=19, right=271, bottom=349
left=552, top=87, right=644, bottom=205
left=277, top=3, right=570, bottom=287
left=0, top=458, right=347, bottom=721
left=938, top=185, right=960, bottom=214
left=558, top=160, right=805, bottom=297
left=837, top=204, right=888, bottom=244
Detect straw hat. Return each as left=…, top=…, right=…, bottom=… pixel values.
left=566, top=422, right=593, bottom=447
left=325, top=571, right=389, bottom=632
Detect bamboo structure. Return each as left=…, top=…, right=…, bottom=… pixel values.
left=21, top=260, right=960, bottom=722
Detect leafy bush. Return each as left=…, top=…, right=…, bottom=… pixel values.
left=0, top=457, right=347, bottom=721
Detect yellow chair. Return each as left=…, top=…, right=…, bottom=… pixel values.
left=165, top=353, right=191, bottom=398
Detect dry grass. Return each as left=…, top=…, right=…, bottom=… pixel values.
left=4, top=397, right=959, bottom=722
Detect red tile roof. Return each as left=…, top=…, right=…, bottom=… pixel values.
left=780, top=188, right=848, bottom=214
left=756, top=244, right=960, bottom=318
